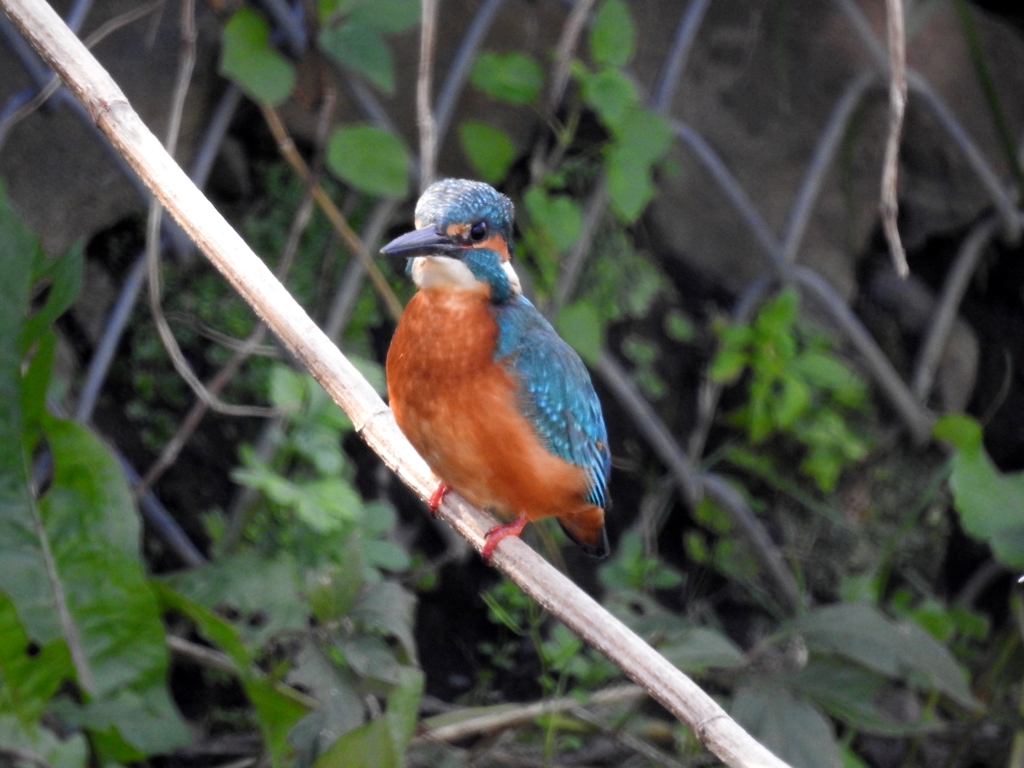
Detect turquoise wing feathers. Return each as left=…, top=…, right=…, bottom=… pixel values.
left=493, top=297, right=610, bottom=509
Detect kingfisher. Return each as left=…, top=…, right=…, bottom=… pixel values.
left=381, top=178, right=610, bottom=560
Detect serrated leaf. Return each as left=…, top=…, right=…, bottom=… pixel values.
left=934, top=413, right=1024, bottom=568
left=590, top=0, right=635, bottom=67
left=459, top=121, right=515, bottom=183
left=319, top=20, right=394, bottom=93
left=732, top=683, right=842, bottom=768
left=220, top=9, right=296, bottom=105
left=556, top=301, right=603, bottom=366
left=789, top=603, right=981, bottom=710
left=37, top=416, right=189, bottom=751
left=470, top=51, right=544, bottom=104
left=327, top=125, right=409, bottom=197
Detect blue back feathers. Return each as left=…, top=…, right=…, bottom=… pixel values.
left=494, top=297, right=611, bottom=510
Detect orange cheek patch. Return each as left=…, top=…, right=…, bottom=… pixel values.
left=475, top=234, right=511, bottom=262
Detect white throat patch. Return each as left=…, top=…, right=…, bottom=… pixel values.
left=410, top=255, right=523, bottom=298
left=410, top=256, right=478, bottom=290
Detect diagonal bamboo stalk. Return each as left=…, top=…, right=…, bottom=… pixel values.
left=0, top=1, right=791, bottom=765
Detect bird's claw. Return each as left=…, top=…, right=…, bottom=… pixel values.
left=427, top=483, right=450, bottom=515
left=481, top=513, right=529, bottom=562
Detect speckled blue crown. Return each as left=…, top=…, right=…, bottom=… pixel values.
left=415, top=179, right=514, bottom=239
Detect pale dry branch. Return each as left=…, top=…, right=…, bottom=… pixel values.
left=0, top=2, right=792, bottom=765
left=417, top=684, right=644, bottom=744
left=417, top=0, right=438, bottom=191
left=881, top=0, right=908, bottom=277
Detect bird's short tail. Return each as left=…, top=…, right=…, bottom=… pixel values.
left=558, top=518, right=610, bottom=559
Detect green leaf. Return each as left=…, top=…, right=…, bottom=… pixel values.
left=349, top=581, right=417, bottom=663
left=934, top=413, right=1024, bottom=568
left=732, top=682, right=842, bottom=768
left=154, top=584, right=308, bottom=764
left=664, top=309, right=694, bottom=342
left=22, top=244, right=83, bottom=351
left=37, top=416, right=189, bottom=752
left=287, top=645, right=365, bottom=762
left=166, top=552, right=306, bottom=646
left=606, top=146, right=655, bottom=222
left=319, top=20, right=394, bottom=93
left=590, top=0, right=635, bottom=67
left=659, top=627, right=745, bottom=671
left=578, top=66, right=637, bottom=131
left=791, top=660, right=943, bottom=736
left=220, top=8, right=296, bottom=105
left=269, top=364, right=306, bottom=411
left=0, top=590, right=73, bottom=724
left=0, top=715, right=88, bottom=768
left=314, top=666, right=423, bottom=768
left=524, top=188, right=581, bottom=253
left=788, top=603, right=981, bottom=709
left=327, top=125, right=409, bottom=197
left=459, top=121, right=515, bottom=183
left=556, top=301, right=603, bottom=365
left=348, top=0, right=419, bottom=33
left=470, top=51, right=544, bottom=104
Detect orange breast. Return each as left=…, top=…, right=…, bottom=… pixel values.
left=386, top=288, right=603, bottom=540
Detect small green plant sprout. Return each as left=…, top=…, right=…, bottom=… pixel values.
left=711, top=288, right=870, bottom=492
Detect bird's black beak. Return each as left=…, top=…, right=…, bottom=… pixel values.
left=380, top=227, right=460, bottom=258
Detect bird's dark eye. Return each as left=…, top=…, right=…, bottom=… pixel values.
left=469, top=221, right=488, bottom=242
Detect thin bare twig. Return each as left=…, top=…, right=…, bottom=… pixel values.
left=432, top=0, right=506, bottom=148
left=833, top=0, right=1022, bottom=241
left=166, top=635, right=317, bottom=709
left=880, top=0, right=908, bottom=277
left=570, top=705, right=688, bottom=768
left=652, top=0, right=712, bottom=114
left=260, top=104, right=404, bottom=321
left=780, top=71, right=876, bottom=265
left=323, top=198, right=400, bottom=343
left=0, top=0, right=164, bottom=148
left=417, top=0, right=438, bottom=191
left=135, top=185, right=318, bottom=500
left=145, top=0, right=272, bottom=419
left=553, top=177, right=607, bottom=310
left=418, top=685, right=644, bottom=744
left=2, top=3, right=792, bottom=763
left=911, top=216, right=997, bottom=401
left=547, top=0, right=595, bottom=112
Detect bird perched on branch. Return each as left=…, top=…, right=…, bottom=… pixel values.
left=381, top=178, right=610, bottom=560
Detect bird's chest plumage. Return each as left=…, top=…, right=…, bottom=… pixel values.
left=386, top=288, right=590, bottom=519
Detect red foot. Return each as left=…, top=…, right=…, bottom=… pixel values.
left=427, top=483, right=450, bottom=515
left=481, top=513, right=529, bottom=562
